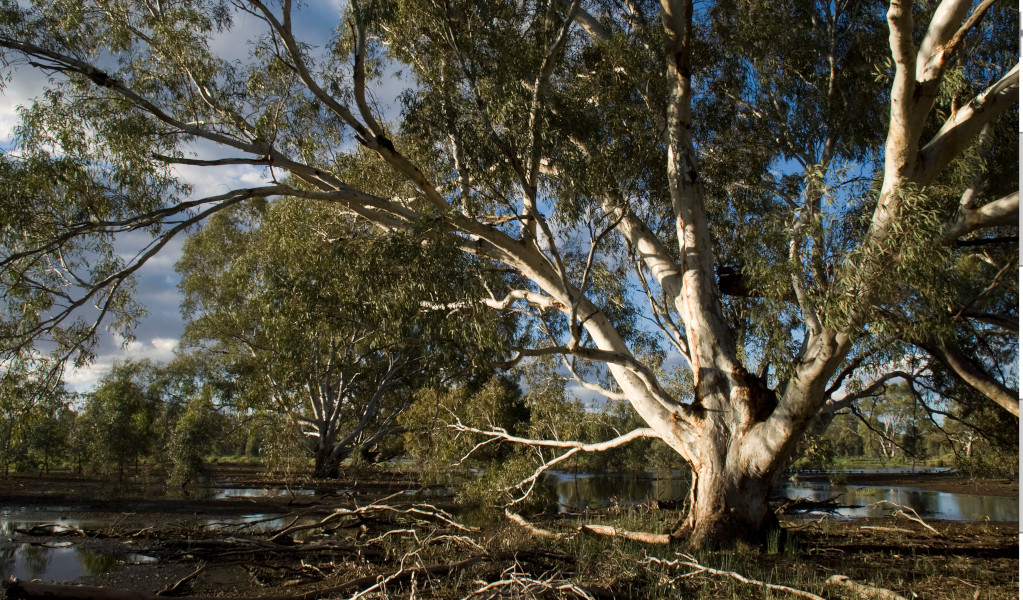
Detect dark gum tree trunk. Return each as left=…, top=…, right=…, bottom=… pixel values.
left=312, top=450, right=342, bottom=479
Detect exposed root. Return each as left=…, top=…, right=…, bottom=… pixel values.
left=826, top=575, right=910, bottom=600
left=644, top=554, right=826, bottom=600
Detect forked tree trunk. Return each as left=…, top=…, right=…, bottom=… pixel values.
left=668, top=375, right=794, bottom=547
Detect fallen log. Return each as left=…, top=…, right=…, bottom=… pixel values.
left=580, top=524, right=671, bottom=544
left=505, top=509, right=567, bottom=539
left=826, top=575, right=910, bottom=600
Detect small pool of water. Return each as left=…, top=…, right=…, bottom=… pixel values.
left=0, top=542, right=154, bottom=583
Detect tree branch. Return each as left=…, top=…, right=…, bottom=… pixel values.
left=939, top=190, right=1018, bottom=245
left=915, top=62, right=1020, bottom=185
left=449, top=422, right=659, bottom=504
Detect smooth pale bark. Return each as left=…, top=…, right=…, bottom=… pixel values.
left=920, top=341, right=1019, bottom=417
left=939, top=191, right=1019, bottom=245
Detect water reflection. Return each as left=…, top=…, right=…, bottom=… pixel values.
left=551, top=472, right=690, bottom=512
left=779, top=483, right=1018, bottom=521
left=0, top=543, right=124, bottom=582
left=211, top=487, right=315, bottom=499
left=548, top=472, right=1018, bottom=522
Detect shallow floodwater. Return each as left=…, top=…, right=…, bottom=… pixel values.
left=780, top=482, right=1018, bottom=521
left=0, top=542, right=124, bottom=582
left=1, top=471, right=1014, bottom=584
left=549, top=472, right=1018, bottom=522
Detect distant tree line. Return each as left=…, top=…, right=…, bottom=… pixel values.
left=1, top=354, right=1014, bottom=490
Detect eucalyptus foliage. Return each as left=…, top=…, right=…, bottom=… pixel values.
left=177, top=199, right=509, bottom=477
left=0, top=0, right=1015, bottom=544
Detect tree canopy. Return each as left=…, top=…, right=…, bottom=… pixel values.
left=0, top=0, right=1016, bottom=545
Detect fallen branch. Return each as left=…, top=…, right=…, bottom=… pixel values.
left=644, top=554, right=826, bottom=600
left=870, top=500, right=944, bottom=537
left=826, top=575, right=910, bottom=600
left=580, top=524, right=671, bottom=545
left=14, top=523, right=88, bottom=537
left=267, top=497, right=475, bottom=545
left=464, top=564, right=597, bottom=600
left=505, top=509, right=568, bottom=539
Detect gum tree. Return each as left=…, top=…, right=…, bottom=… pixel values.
left=0, top=0, right=1016, bottom=544
left=177, top=199, right=505, bottom=478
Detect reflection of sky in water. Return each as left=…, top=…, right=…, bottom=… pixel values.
left=779, top=484, right=1018, bottom=521
left=0, top=544, right=123, bottom=582
left=549, top=473, right=1018, bottom=522
left=211, top=487, right=316, bottom=499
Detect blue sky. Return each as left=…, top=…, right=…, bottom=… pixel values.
left=1, top=2, right=365, bottom=391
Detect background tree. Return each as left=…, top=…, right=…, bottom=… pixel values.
left=0, top=359, right=73, bottom=475
left=79, top=359, right=163, bottom=481
left=0, top=0, right=1015, bottom=545
left=177, top=199, right=509, bottom=478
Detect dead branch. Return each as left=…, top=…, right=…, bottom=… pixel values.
left=826, top=575, right=910, bottom=600
left=158, top=561, right=249, bottom=596
left=14, top=523, right=87, bottom=537
left=463, top=564, right=596, bottom=600
left=266, top=497, right=475, bottom=544
left=644, top=554, right=826, bottom=600
left=449, top=422, right=658, bottom=504
left=580, top=524, right=671, bottom=545
left=870, top=500, right=944, bottom=537
left=505, top=509, right=568, bottom=539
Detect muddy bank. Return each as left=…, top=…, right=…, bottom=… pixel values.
left=0, top=502, right=1016, bottom=600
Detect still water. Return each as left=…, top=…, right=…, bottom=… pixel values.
left=0, top=542, right=124, bottom=582
left=549, top=472, right=1019, bottom=521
